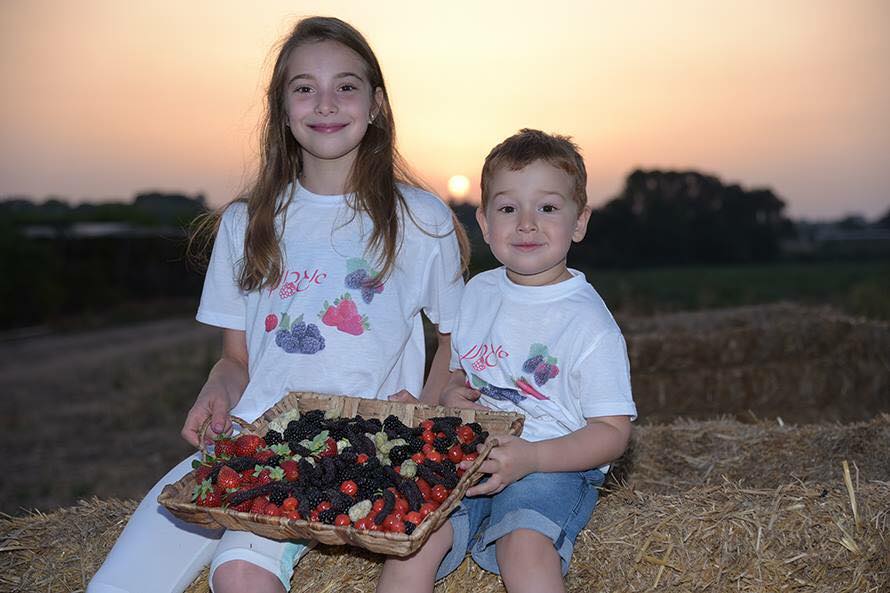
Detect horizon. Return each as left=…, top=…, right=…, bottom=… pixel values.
left=2, top=1, right=888, bottom=220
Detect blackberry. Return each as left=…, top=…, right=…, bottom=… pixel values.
left=388, top=444, right=413, bottom=467
left=226, top=482, right=276, bottom=506
left=397, top=479, right=423, bottom=511
left=302, top=409, right=325, bottom=424
left=383, top=415, right=410, bottom=438
left=373, top=490, right=396, bottom=525
left=269, top=487, right=288, bottom=506
left=288, top=441, right=312, bottom=457
left=264, top=429, right=284, bottom=446
left=522, top=354, right=544, bottom=374
left=318, top=508, right=338, bottom=524
left=405, top=434, right=424, bottom=452
left=329, top=491, right=353, bottom=513
left=301, top=487, right=325, bottom=509
left=432, top=416, right=462, bottom=433
left=404, top=521, right=416, bottom=536
left=467, top=422, right=483, bottom=435
left=432, top=436, right=452, bottom=453
left=383, top=466, right=402, bottom=488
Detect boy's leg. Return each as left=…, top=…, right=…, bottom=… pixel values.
left=87, top=454, right=223, bottom=593
left=496, top=529, right=564, bottom=593
left=468, top=469, right=605, bottom=584
left=376, top=522, right=454, bottom=593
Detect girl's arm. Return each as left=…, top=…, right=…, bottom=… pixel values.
left=180, top=328, right=249, bottom=447
left=465, top=415, right=632, bottom=497
left=418, top=329, right=453, bottom=405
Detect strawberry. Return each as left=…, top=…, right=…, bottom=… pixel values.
left=430, top=484, right=449, bottom=503
left=264, top=313, right=278, bottom=332
left=254, top=448, right=275, bottom=463
left=254, top=468, right=272, bottom=485
left=214, top=438, right=236, bottom=458
left=316, top=501, right=332, bottom=513
left=231, top=499, right=252, bottom=513
left=193, top=481, right=222, bottom=507
left=279, top=460, right=300, bottom=481
left=281, top=497, right=299, bottom=512
left=338, top=315, right=366, bottom=336
left=383, top=515, right=406, bottom=533
left=415, top=478, right=431, bottom=501
left=356, top=453, right=369, bottom=464
left=420, top=419, right=434, bottom=432
left=284, top=510, right=301, bottom=521
left=354, top=517, right=372, bottom=531
left=263, top=503, right=281, bottom=517
left=319, top=437, right=338, bottom=458
left=405, top=511, right=423, bottom=525
left=421, top=430, right=436, bottom=444
left=234, top=434, right=265, bottom=457
left=456, top=425, right=475, bottom=445
left=425, top=450, right=443, bottom=463
left=464, top=451, right=479, bottom=463
left=339, top=480, right=358, bottom=497
left=216, top=466, right=241, bottom=490
left=193, top=464, right=213, bottom=483
left=447, top=444, right=464, bottom=464
left=419, top=502, right=438, bottom=518
left=411, top=452, right=425, bottom=464
left=334, top=514, right=351, bottom=527
left=249, top=496, right=268, bottom=514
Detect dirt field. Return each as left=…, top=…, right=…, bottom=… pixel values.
left=2, top=304, right=888, bottom=514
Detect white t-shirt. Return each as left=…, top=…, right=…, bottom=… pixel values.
left=450, top=267, right=636, bottom=446
left=197, top=183, right=464, bottom=422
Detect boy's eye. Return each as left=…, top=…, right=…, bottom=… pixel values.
left=497, top=205, right=516, bottom=214
left=540, top=204, right=558, bottom=213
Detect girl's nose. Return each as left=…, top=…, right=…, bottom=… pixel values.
left=315, top=89, right=338, bottom=115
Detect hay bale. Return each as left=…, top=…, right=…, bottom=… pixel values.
left=613, top=415, right=890, bottom=493
left=4, top=479, right=888, bottom=593
left=621, top=304, right=890, bottom=423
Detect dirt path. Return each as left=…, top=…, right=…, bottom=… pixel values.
left=0, top=318, right=221, bottom=514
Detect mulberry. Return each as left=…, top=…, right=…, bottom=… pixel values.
left=345, top=269, right=368, bottom=289
left=522, top=355, right=544, bottom=374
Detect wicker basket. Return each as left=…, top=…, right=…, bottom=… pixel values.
left=158, top=392, right=524, bottom=556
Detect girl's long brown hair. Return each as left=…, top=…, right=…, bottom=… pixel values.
left=192, top=16, right=469, bottom=291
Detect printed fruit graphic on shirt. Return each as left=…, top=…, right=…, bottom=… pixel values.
left=470, top=374, right=523, bottom=404
left=344, top=258, right=384, bottom=304
left=320, top=293, right=370, bottom=336
left=521, top=343, right=559, bottom=386
left=265, top=314, right=279, bottom=332
left=272, top=313, right=326, bottom=354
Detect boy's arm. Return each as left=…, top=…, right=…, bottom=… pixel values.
left=465, top=415, right=632, bottom=497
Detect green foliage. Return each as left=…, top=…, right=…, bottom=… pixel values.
left=576, top=260, right=890, bottom=320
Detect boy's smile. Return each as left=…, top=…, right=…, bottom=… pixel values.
left=477, top=159, right=591, bottom=287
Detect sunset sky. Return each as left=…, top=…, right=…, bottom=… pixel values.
left=2, top=0, right=888, bottom=220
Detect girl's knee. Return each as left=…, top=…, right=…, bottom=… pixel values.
left=497, top=528, right=559, bottom=567
left=212, top=560, right=286, bottom=593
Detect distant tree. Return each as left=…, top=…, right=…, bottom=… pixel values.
left=577, top=170, right=793, bottom=267
left=873, top=208, right=890, bottom=229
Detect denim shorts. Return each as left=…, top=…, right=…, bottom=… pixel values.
left=436, top=468, right=605, bottom=580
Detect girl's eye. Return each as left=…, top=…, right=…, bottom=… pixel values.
left=292, top=85, right=313, bottom=94
left=339, top=83, right=358, bottom=92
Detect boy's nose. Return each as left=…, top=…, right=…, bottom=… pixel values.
left=517, top=214, right=537, bottom=232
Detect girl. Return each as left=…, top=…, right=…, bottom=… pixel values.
left=88, top=16, right=468, bottom=593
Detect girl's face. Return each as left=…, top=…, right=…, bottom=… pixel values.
left=284, top=40, right=383, bottom=179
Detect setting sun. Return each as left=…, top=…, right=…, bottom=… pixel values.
left=447, top=175, right=471, bottom=200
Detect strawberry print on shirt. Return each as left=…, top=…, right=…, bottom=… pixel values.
left=320, top=293, right=370, bottom=336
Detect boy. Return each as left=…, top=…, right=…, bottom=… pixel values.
left=379, top=129, right=637, bottom=593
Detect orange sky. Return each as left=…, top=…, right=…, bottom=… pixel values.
left=2, top=0, right=889, bottom=219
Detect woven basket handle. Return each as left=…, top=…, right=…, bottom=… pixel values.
left=197, top=414, right=251, bottom=461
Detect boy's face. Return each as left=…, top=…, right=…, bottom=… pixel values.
left=477, top=159, right=591, bottom=286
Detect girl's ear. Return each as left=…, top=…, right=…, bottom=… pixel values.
left=372, top=87, right=385, bottom=121
left=475, top=207, right=491, bottom=245
left=572, top=205, right=592, bottom=243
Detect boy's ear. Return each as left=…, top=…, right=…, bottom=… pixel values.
left=572, top=205, right=592, bottom=243
left=475, top=207, right=491, bottom=245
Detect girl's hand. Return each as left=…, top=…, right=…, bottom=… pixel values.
left=387, top=390, right=420, bottom=404
left=440, top=384, right=489, bottom=410
left=181, top=387, right=233, bottom=448
left=463, top=435, right=537, bottom=496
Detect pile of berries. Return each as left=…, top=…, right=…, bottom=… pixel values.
left=191, top=409, right=488, bottom=535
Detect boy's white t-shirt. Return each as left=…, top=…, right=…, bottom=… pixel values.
left=451, top=267, right=636, bottom=446
left=197, top=183, right=464, bottom=422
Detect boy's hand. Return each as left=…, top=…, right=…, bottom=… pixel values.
left=463, top=435, right=537, bottom=496
left=387, top=390, right=420, bottom=404
left=440, top=384, right=488, bottom=410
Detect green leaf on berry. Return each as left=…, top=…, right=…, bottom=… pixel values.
left=529, top=343, right=547, bottom=357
